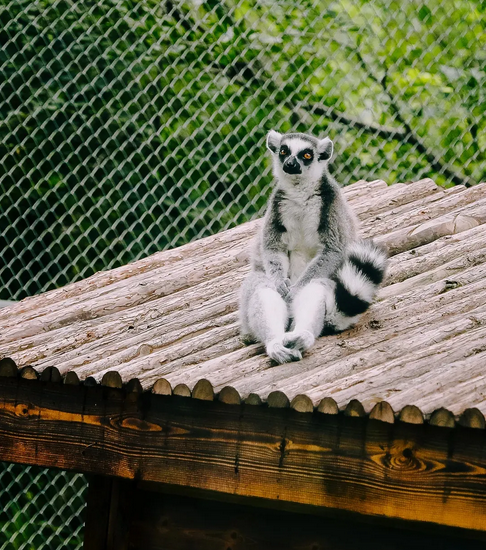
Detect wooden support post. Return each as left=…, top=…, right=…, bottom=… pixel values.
left=84, top=475, right=135, bottom=550
left=84, top=476, right=113, bottom=550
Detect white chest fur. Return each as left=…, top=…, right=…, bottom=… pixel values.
left=280, top=192, right=323, bottom=282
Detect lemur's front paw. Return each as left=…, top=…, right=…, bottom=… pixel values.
left=266, top=339, right=302, bottom=364
left=283, top=330, right=315, bottom=352
left=285, top=284, right=300, bottom=303
left=274, top=277, right=291, bottom=299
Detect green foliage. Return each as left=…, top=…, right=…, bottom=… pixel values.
left=0, top=0, right=485, bottom=299
left=0, top=463, right=86, bottom=550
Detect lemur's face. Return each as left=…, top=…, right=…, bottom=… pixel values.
left=266, top=131, right=333, bottom=183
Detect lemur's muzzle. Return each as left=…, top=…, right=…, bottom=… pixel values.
left=283, top=157, right=302, bottom=175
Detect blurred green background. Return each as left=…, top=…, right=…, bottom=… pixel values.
left=1, top=0, right=485, bottom=300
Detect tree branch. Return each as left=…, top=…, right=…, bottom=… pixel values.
left=176, top=1, right=471, bottom=186
left=303, top=103, right=407, bottom=140
left=355, top=49, right=471, bottom=187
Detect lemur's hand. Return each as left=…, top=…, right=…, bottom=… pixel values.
left=274, top=277, right=291, bottom=299
left=285, top=283, right=300, bottom=303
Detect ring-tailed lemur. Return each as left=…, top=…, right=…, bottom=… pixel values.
left=239, top=130, right=388, bottom=364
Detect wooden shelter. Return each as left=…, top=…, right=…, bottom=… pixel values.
left=1, top=178, right=486, bottom=549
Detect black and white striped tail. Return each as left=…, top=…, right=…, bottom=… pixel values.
left=327, top=240, right=388, bottom=332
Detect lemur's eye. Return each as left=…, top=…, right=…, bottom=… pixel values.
left=280, top=149, right=287, bottom=155
left=303, top=152, right=312, bottom=160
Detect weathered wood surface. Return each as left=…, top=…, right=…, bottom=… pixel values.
left=1, top=180, right=486, bottom=416
left=3, top=376, right=486, bottom=533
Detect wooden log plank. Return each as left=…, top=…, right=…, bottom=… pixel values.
left=344, top=400, right=365, bottom=417
left=245, top=393, right=262, bottom=406
left=2, top=377, right=486, bottom=532
left=160, top=282, right=486, bottom=406
left=290, top=394, right=314, bottom=413
left=1, top=304, right=239, bottom=377
left=4, top=179, right=387, bottom=328
left=72, top=312, right=239, bottom=381
left=101, top=371, right=123, bottom=389
left=40, top=366, right=62, bottom=383
left=381, top=243, right=486, bottom=300
left=317, top=397, right=339, bottom=415
left=399, top=405, right=424, bottom=424
left=0, top=252, right=249, bottom=344
left=369, top=401, right=395, bottom=423
left=125, top=378, right=143, bottom=394
left=341, top=179, right=388, bottom=199
left=192, top=379, right=214, bottom=401
left=0, top=357, right=18, bottom=377
left=385, top=223, right=486, bottom=285
left=0, top=279, right=242, bottom=369
left=63, top=371, right=80, bottom=385
left=4, top=209, right=486, bottom=379
left=152, top=379, right=172, bottom=396
left=0, top=219, right=259, bottom=322
left=81, top=321, right=240, bottom=385
left=19, top=366, right=38, bottom=380
left=359, top=188, right=448, bottom=232
left=218, top=386, right=241, bottom=405
left=374, top=198, right=486, bottom=256
left=353, top=178, right=440, bottom=217
left=173, top=384, right=191, bottom=397
left=298, top=314, right=486, bottom=400
left=459, top=409, right=486, bottom=429
left=228, top=311, right=486, bottom=412
left=303, top=339, right=486, bottom=416
left=0, top=275, right=241, bottom=354
left=361, top=181, right=486, bottom=239
left=1, top=180, right=471, bottom=344
left=267, top=391, right=290, bottom=408
left=430, top=408, right=455, bottom=428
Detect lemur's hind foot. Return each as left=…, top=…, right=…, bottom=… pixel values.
left=240, top=333, right=257, bottom=345
left=266, top=339, right=302, bottom=364
left=283, top=330, right=315, bottom=352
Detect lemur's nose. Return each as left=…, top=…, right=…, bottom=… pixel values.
left=283, top=157, right=301, bottom=174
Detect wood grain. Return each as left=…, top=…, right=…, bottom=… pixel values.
left=125, top=488, right=486, bottom=550
left=1, top=180, right=486, bottom=417
left=2, top=377, right=486, bottom=532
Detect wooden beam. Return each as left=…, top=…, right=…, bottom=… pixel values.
left=84, top=476, right=135, bottom=550
left=1, top=377, right=486, bottom=532
left=125, top=487, right=486, bottom=550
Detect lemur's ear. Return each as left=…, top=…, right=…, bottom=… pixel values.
left=317, top=137, right=333, bottom=161
left=266, top=130, right=282, bottom=154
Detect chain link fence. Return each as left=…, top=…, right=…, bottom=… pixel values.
left=0, top=462, right=87, bottom=550
left=1, top=0, right=485, bottom=301
left=0, top=2, right=484, bottom=547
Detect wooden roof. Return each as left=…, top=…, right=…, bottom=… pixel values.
left=2, top=178, right=486, bottom=421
